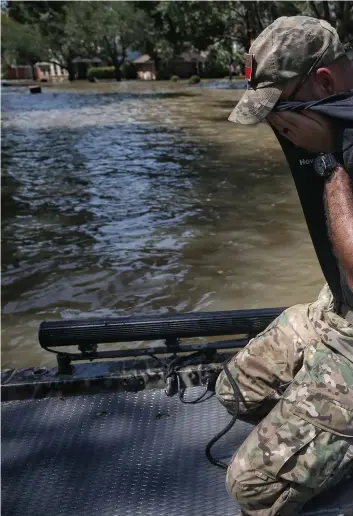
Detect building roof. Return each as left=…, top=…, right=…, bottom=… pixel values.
left=126, top=50, right=143, bottom=61
left=134, top=54, right=153, bottom=64
left=72, top=57, right=102, bottom=64
left=179, top=51, right=206, bottom=63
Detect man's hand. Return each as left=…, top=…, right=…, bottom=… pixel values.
left=267, top=111, right=336, bottom=153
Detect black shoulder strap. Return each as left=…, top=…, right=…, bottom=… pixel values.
left=274, top=132, right=344, bottom=302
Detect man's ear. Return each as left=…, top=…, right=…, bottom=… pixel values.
left=313, top=68, right=336, bottom=96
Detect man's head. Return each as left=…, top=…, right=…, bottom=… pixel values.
left=229, top=16, right=353, bottom=125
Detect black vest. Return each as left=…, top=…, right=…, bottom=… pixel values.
left=274, top=90, right=353, bottom=307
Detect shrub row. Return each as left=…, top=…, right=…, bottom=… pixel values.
left=170, top=75, right=201, bottom=84
left=87, top=62, right=137, bottom=80
left=87, top=66, right=115, bottom=79
left=87, top=66, right=234, bottom=82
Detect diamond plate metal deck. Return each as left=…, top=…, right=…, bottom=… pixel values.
left=2, top=388, right=352, bottom=516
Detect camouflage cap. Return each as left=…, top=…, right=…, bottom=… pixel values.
left=229, top=16, right=347, bottom=125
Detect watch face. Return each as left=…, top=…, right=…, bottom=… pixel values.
left=314, top=155, right=327, bottom=176
left=314, top=153, right=338, bottom=177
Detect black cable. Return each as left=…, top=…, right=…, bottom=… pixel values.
left=149, top=350, right=215, bottom=402
left=165, top=351, right=214, bottom=402
left=205, top=360, right=244, bottom=471
left=166, top=350, right=206, bottom=376
left=177, top=375, right=214, bottom=404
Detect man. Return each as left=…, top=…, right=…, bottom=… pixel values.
left=215, top=16, right=353, bottom=516
left=229, top=57, right=235, bottom=81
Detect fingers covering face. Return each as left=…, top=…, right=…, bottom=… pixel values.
left=266, top=109, right=335, bottom=153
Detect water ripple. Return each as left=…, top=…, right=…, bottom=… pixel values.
left=1, top=83, right=322, bottom=368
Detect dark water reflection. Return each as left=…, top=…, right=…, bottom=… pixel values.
left=1, top=82, right=323, bottom=368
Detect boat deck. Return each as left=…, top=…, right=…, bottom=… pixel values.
left=2, top=387, right=352, bottom=516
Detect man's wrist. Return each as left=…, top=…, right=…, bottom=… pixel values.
left=325, top=163, right=346, bottom=184
left=314, top=152, right=343, bottom=179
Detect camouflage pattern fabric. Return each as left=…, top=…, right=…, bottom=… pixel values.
left=216, top=284, right=353, bottom=515
left=246, top=17, right=343, bottom=88
left=228, top=16, right=348, bottom=125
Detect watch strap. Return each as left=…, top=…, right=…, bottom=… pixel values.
left=332, top=151, right=343, bottom=165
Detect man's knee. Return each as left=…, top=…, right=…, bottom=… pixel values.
left=215, top=367, right=268, bottom=420
left=215, top=364, right=245, bottom=415
left=224, top=390, right=353, bottom=514
left=215, top=303, right=312, bottom=416
left=226, top=453, right=309, bottom=516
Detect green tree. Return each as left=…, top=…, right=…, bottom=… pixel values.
left=85, top=2, right=147, bottom=81
left=4, top=0, right=352, bottom=84
left=5, top=1, right=96, bottom=81
left=7, top=1, right=68, bottom=23
left=304, top=1, right=353, bottom=41
left=229, top=1, right=353, bottom=51
left=36, top=2, right=96, bottom=81
left=1, top=15, right=44, bottom=79
left=135, top=1, right=235, bottom=55
left=4, top=1, right=150, bottom=82
left=228, top=1, right=300, bottom=52
left=133, top=1, right=238, bottom=77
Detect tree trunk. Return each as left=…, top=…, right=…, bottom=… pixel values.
left=144, top=41, right=163, bottom=78
left=309, top=1, right=321, bottom=19
left=245, top=9, right=252, bottom=51
left=253, top=2, right=264, bottom=34
left=114, top=64, right=121, bottom=81
left=269, top=2, right=279, bottom=23
left=30, top=61, right=37, bottom=81
left=322, top=1, right=331, bottom=22
left=336, top=1, right=353, bottom=41
left=114, top=50, right=126, bottom=82
left=67, top=60, right=76, bottom=82
left=154, top=54, right=161, bottom=72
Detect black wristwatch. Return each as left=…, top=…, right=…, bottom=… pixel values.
left=314, top=152, right=342, bottom=178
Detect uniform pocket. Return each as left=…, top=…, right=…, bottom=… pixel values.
left=251, top=391, right=353, bottom=489
left=293, top=389, right=353, bottom=437
left=251, top=411, right=320, bottom=482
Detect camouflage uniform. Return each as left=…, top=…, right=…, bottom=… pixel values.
left=216, top=284, right=353, bottom=516
left=220, top=14, right=353, bottom=515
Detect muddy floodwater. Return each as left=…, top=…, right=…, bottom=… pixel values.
left=1, top=80, right=324, bottom=369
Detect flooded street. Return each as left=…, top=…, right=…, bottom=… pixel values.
left=2, top=81, right=324, bottom=369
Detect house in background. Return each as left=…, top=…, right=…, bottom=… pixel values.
left=35, top=61, right=68, bottom=80
left=6, top=65, right=33, bottom=80
left=126, top=50, right=143, bottom=62
left=35, top=58, right=103, bottom=80
left=134, top=54, right=156, bottom=80
left=73, top=57, right=103, bottom=79
left=173, top=51, right=206, bottom=78
left=4, top=47, right=224, bottom=82
left=131, top=50, right=207, bottom=81
left=5, top=61, right=68, bottom=80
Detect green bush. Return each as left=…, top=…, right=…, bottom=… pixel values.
left=188, top=74, right=200, bottom=85
left=87, top=64, right=137, bottom=81
left=87, top=66, right=115, bottom=79
left=202, top=46, right=244, bottom=79
left=170, top=75, right=179, bottom=82
left=202, top=62, right=229, bottom=79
